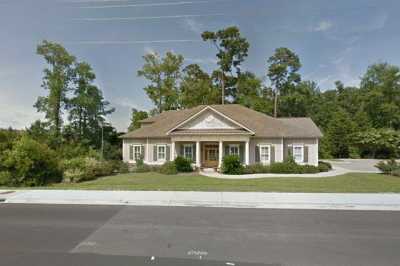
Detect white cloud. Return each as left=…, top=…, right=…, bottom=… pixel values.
left=112, top=97, right=146, bottom=110
left=72, top=13, right=225, bottom=22
left=0, top=102, right=42, bottom=129
left=183, top=18, right=204, bottom=34
left=144, top=46, right=157, bottom=55
left=76, top=1, right=211, bottom=9
left=312, top=20, right=333, bottom=32
left=185, top=57, right=217, bottom=65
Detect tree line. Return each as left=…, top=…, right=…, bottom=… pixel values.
left=133, top=26, right=400, bottom=159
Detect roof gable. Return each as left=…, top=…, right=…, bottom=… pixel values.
left=166, top=106, right=255, bottom=135
left=120, top=104, right=323, bottom=139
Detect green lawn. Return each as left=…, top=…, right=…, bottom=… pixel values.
left=4, top=172, right=400, bottom=193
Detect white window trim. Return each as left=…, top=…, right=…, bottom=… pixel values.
left=157, top=144, right=167, bottom=162
left=259, top=144, right=271, bottom=165
left=129, top=144, right=142, bottom=163
left=183, top=144, right=193, bottom=160
left=229, top=144, right=240, bottom=156
left=293, top=144, right=304, bottom=164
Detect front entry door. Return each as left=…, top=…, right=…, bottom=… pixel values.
left=203, top=144, right=219, bottom=168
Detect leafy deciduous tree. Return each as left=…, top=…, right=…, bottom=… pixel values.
left=202, top=26, right=250, bottom=103
left=267, top=47, right=301, bottom=117
left=138, top=51, right=184, bottom=113
left=128, top=108, right=149, bottom=131
left=34, top=40, right=76, bottom=138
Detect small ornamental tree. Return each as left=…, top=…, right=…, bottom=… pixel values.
left=3, top=136, right=62, bottom=186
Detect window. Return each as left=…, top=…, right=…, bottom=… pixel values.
left=129, top=145, right=142, bottom=161
left=259, top=145, right=270, bottom=164
left=229, top=144, right=239, bottom=156
left=157, top=145, right=166, bottom=161
left=293, top=144, right=304, bottom=163
left=183, top=144, right=193, bottom=160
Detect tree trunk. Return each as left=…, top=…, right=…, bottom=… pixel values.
left=274, top=90, right=278, bottom=118
left=221, top=72, right=225, bottom=105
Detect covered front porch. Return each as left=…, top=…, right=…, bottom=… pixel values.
left=170, top=136, right=250, bottom=169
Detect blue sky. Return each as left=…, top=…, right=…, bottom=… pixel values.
left=0, top=0, right=398, bottom=131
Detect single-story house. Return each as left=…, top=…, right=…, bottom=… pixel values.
left=121, top=104, right=323, bottom=168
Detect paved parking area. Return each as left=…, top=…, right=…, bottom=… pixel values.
left=326, top=159, right=381, bottom=173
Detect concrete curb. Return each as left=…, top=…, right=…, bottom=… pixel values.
left=3, top=190, right=400, bottom=211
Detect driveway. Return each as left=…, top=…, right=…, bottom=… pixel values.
left=326, top=159, right=381, bottom=173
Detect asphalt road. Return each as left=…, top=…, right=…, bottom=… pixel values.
left=1, top=204, right=400, bottom=266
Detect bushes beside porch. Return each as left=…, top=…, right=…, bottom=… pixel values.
left=222, top=155, right=331, bottom=175
left=133, top=156, right=194, bottom=175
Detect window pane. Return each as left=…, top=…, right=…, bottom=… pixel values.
left=230, top=146, right=239, bottom=156
left=184, top=146, right=192, bottom=159
left=260, top=146, right=269, bottom=162
left=293, top=146, right=303, bottom=162
left=158, top=146, right=166, bottom=160
left=134, top=146, right=141, bottom=160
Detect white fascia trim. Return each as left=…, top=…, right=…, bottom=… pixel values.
left=166, top=106, right=255, bottom=135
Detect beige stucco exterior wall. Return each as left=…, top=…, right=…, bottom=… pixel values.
left=123, top=138, right=171, bottom=164
left=249, top=138, right=284, bottom=164
left=283, top=138, right=319, bottom=166
left=124, top=136, right=319, bottom=167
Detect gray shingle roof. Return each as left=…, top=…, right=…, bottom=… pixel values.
left=121, top=104, right=323, bottom=139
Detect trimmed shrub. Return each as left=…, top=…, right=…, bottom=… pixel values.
left=393, top=169, right=400, bottom=177
left=300, top=165, right=320, bottom=174
left=243, top=163, right=270, bottom=174
left=0, top=171, right=12, bottom=186
left=135, top=164, right=153, bottom=173
left=159, top=161, right=178, bottom=175
left=174, top=156, right=193, bottom=172
left=3, top=136, right=62, bottom=186
left=376, top=159, right=400, bottom=175
left=318, top=161, right=332, bottom=172
left=62, top=157, right=115, bottom=183
left=222, top=155, right=244, bottom=175
left=269, top=161, right=300, bottom=174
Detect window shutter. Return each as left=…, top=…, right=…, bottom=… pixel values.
left=288, top=145, right=293, bottom=159
left=153, top=146, right=157, bottom=162
left=141, top=145, right=145, bottom=160
left=180, top=145, right=184, bottom=157
left=224, top=145, right=229, bottom=157
left=255, top=145, right=260, bottom=163
left=304, top=146, right=308, bottom=163
left=166, top=145, right=171, bottom=161
left=270, top=146, right=275, bottom=163
left=239, top=144, right=244, bottom=163
left=192, top=144, right=196, bottom=162
left=129, top=145, right=134, bottom=161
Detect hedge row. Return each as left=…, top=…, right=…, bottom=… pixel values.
left=222, top=155, right=332, bottom=175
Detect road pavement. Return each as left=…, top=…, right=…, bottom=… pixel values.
left=1, top=204, right=400, bottom=266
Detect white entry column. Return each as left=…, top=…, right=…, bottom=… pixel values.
left=171, top=141, right=176, bottom=161
left=218, top=141, right=223, bottom=168
left=245, top=140, right=250, bottom=165
left=196, top=141, right=201, bottom=167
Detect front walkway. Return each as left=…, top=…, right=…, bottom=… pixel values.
left=200, top=159, right=382, bottom=179
left=2, top=189, right=400, bottom=211
left=200, top=166, right=349, bottom=179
